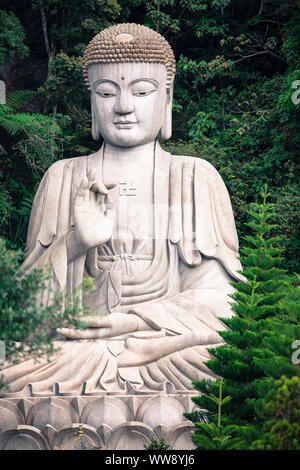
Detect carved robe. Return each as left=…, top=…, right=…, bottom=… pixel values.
left=2, top=143, right=244, bottom=396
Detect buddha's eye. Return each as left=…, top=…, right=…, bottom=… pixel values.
left=94, top=84, right=117, bottom=98
left=133, top=90, right=153, bottom=97
left=131, top=82, right=157, bottom=97
left=96, top=91, right=116, bottom=98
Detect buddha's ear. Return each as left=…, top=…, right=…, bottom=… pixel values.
left=160, top=84, right=173, bottom=141
left=91, top=93, right=101, bottom=141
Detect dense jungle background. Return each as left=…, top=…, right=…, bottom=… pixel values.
left=0, top=0, right=299, bottom=450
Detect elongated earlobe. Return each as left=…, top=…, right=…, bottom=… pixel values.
left=91, top=93, right=101, bottom=141
left=160, top=85, right=173, bottom=141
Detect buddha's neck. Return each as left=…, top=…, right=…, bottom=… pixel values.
left=103, top=141, right=156, bottom=164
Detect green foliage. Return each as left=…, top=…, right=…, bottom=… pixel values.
left=252, top=376, right=300, bottom=450
left=204, top=188, right=288, bottom=423
left=0, top=175, right=13, bottom=227
left=26, top=0, right=121, bottom=73
left=0, top=90, right=66, bottom=248
left=0, top=112, right=58, bottom=137
left=192, top=422, right=245, bottom=450
left=0, top=10, right=29, bottom=64
left=40, top=53, right=89, bottom=113
left=5, top=90, right=37, bottom=112
left=0, top=237, right=97, bottom=395
left=144, top=437, right=170, bottom=450
left=190, top=379, right=247, bottom=450
left=0, top=90, right=60, bottom=139
left=14, top=115, right=63, bottom=175
left=187, top=187, right=300, bottom=449
left=0, top=238, right=89, bottom=373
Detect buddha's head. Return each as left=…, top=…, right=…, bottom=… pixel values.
left=83, top=23, right=176, bottom=147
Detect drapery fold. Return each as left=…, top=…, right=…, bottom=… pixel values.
left=1, top=143, right=245, bottom=396
left=21, top=142, right=243, bottom=310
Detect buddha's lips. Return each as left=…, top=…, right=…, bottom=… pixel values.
left=114, top=121, right=138, bottom=129
left=114, top=121, right=138, bottom=125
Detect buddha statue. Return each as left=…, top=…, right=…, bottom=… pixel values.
left=2, top=24, right=244, bottom=396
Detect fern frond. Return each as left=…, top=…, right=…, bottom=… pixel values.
left=0, top=115, right=27, bottom=135
left=0, top=113, right=60, bottom=136
left=5, top=90, right=37, bottom=112
left=0, top=103, right=12, bottom=114
left=0, top=114, right=40, bottom=135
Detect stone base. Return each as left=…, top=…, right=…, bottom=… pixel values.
left=0, top=393, right=197, bottom=450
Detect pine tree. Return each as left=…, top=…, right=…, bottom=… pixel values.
left=252, top=273, right=300, bottom=382
left=190, top=379, right=247, bottom=450
left=186, top=186, right=290, bottom=442
left=248, top=275, right=300, bottom=449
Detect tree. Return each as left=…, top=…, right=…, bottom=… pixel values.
left=190, top=379, right=247, bottom=450
left=251, top=375, right=300, bottom=450
left=246, top=273, right=300, bottom=449
left=0, top=90, right=64, bottom=249
left=29, top=0, right=122, bottom=79
left=186, top=186, right=296, bottom=448
left=0, top=238, right=91, bottom=394
left=0, top=10, right=29, bottom=66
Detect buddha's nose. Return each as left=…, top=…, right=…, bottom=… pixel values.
left=114, top=91, right=134, bottom=115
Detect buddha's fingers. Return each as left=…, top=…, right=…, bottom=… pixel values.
left=90, top=182, right=108, bottom=196
left=75, top=176, right=89, bottom=205
left=104, top=182, right=117, bottom=190
left=90, top=181, right=117, bottom=196
left=81, top=316, right=111, bottom=327
left=56, top=327, right=109, bottom=339
left=196, top=332, right=223, bottom=345
left=90, top=182, right=116, bottom=209
left=104, top=194, right=115, bottom=214
left=119, top=331, right=223, bottom=367
left=87, top=168, right=97, bottom=187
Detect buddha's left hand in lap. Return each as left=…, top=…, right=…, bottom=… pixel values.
left=56, top=312, right=223, bottom=368
left=56, top=312, right=151, bottom=339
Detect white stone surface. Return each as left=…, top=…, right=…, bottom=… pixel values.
left=0, top=394, right=197, bottom=450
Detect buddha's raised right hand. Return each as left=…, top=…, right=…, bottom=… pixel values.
left=73, top=168, right=116, bottom=251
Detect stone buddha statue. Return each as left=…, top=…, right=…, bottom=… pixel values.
left=2, top=23, right=244, bottom=397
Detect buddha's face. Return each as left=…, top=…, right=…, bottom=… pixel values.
left=88, top=62, right=169, bottom=147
